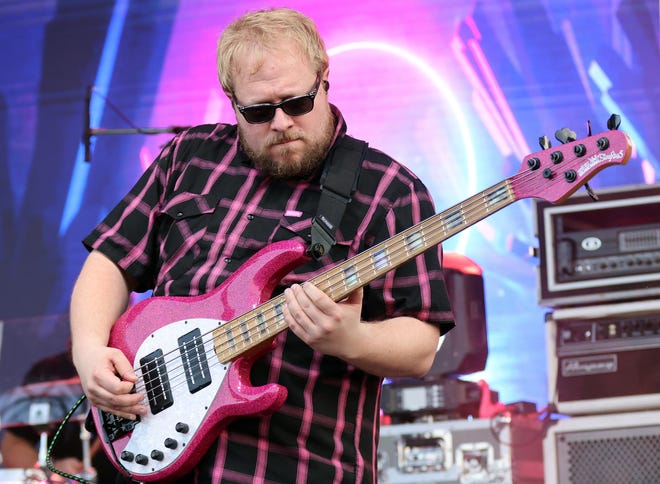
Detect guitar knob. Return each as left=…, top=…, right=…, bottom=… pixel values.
left=175, top=422, right=189, bottom=433
left=164, top=438, right=178, bottom=449
left=151, top=449, right=164, bottom=461
left=135, top=454, right=149, bottom=465
left=120, top=450, right=134, bottom=462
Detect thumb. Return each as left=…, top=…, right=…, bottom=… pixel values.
left=109, top=348, right=137, bottom=382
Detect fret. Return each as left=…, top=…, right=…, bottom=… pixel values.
left=373, top=248, right=389, bottom=271
left=405, top=231, right=423, bottom=253
left=443, top=209, right=464, bottom=230
left=344, top=264, right=358, bottom=287
left=225, top=327, right=235, bottom=351
left=486, top=186, right=508, bottom=206
left=256, top=312, right=267, bottom=334
left=240, top=320, right=251, bottom=343
left=273, top=300, right=285, bottom=329
left=323, top=272, right=334, bottom=298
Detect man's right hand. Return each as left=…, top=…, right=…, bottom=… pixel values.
left=76, top=345, right=146, bottom=420
left=70, top=251, right=145, bottom=419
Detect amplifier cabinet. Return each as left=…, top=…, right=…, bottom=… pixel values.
left=545, top=300, right=660, bottom=415
left=543, top=410, right=660, bottom=484
left=534, top=182, right=660, bottom=308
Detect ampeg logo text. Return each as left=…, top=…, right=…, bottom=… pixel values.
left=561, top=354, right=618, bottom=377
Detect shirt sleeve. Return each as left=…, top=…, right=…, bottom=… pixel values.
left=82, top=138, right=176, bottom=292
left=362, top=175, right=455, bottom=335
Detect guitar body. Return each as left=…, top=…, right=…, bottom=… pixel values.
left=92, top=240, right=308, bottom=482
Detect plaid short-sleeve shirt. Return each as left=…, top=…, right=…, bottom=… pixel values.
left=85, top=107, right=454, bottom=483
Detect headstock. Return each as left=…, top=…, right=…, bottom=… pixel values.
left=512, top=115, right=633, bottom=203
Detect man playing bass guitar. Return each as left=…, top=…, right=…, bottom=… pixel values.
left=70, top=7, right=455, bottom=483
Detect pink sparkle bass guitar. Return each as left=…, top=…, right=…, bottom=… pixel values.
left=92, top=123, right=632, bottom=482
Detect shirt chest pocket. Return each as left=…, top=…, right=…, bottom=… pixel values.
left=267, top=212, right=313, bottom=246
left=158, top=193, right=222, bottom=272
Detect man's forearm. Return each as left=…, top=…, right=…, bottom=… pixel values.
left=70, top=250, right=132, bottom=364
left=343, top=316, right=440, bottom=378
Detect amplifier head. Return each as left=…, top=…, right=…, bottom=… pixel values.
left=545, top=300, right=660, bottom=416
left=534, top=183, right=660, bottom=308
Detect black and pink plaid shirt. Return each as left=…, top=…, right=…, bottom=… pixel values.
left=84, top=107, right=454, bottom=483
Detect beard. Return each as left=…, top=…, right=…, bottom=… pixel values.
left=239, top=113, right=335, bottom=179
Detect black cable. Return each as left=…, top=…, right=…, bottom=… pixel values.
left=45, top=394, right=92, bottom=484
left=89, top=87, right=142, bottom=131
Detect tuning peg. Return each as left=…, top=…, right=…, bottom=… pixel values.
left=607, top=114, right=621, bottom=130
left=585, top=183, right=599, bottom=201
left=539, top=135, right=551, bottom=150
left=555, top=128, right=577, bottom=144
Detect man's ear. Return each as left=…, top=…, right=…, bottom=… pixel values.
left=322, top=67, right=330, bottom=92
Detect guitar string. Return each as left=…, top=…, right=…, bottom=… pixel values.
left=128, top=161, right=564, bottom=402
left=128, top=153, right=591, bottom=404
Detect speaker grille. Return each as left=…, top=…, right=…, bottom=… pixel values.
left=557, top=425, right=660, bottom=483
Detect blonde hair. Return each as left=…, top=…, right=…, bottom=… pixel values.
left=216, top=8, right=329, bottom=95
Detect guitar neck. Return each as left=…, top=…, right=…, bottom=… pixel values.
left=214, top=178, right=516, bottom=363
left=312, top=178, right=515, bottom=301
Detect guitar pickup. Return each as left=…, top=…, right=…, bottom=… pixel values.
left=178, top=328, right=212, bottom=394
left=140, top=348, right=174, bottom=414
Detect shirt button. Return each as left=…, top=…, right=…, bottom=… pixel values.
left=176, top=211, right=184, bottom=218
left=247, top=214, right=254, bottom=220
left=224, top=258, right=231, bottom=263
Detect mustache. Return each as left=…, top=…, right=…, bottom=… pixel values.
left=268, top=131, right=302, bottom=146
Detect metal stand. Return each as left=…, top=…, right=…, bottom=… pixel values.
left=83, top=85, right=190, bottom=162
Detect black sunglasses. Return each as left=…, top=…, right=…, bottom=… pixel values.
left=235, top=77, right=322, bottom=124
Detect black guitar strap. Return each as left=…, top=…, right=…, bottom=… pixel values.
left=308, top=135, right=368, bottom=260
